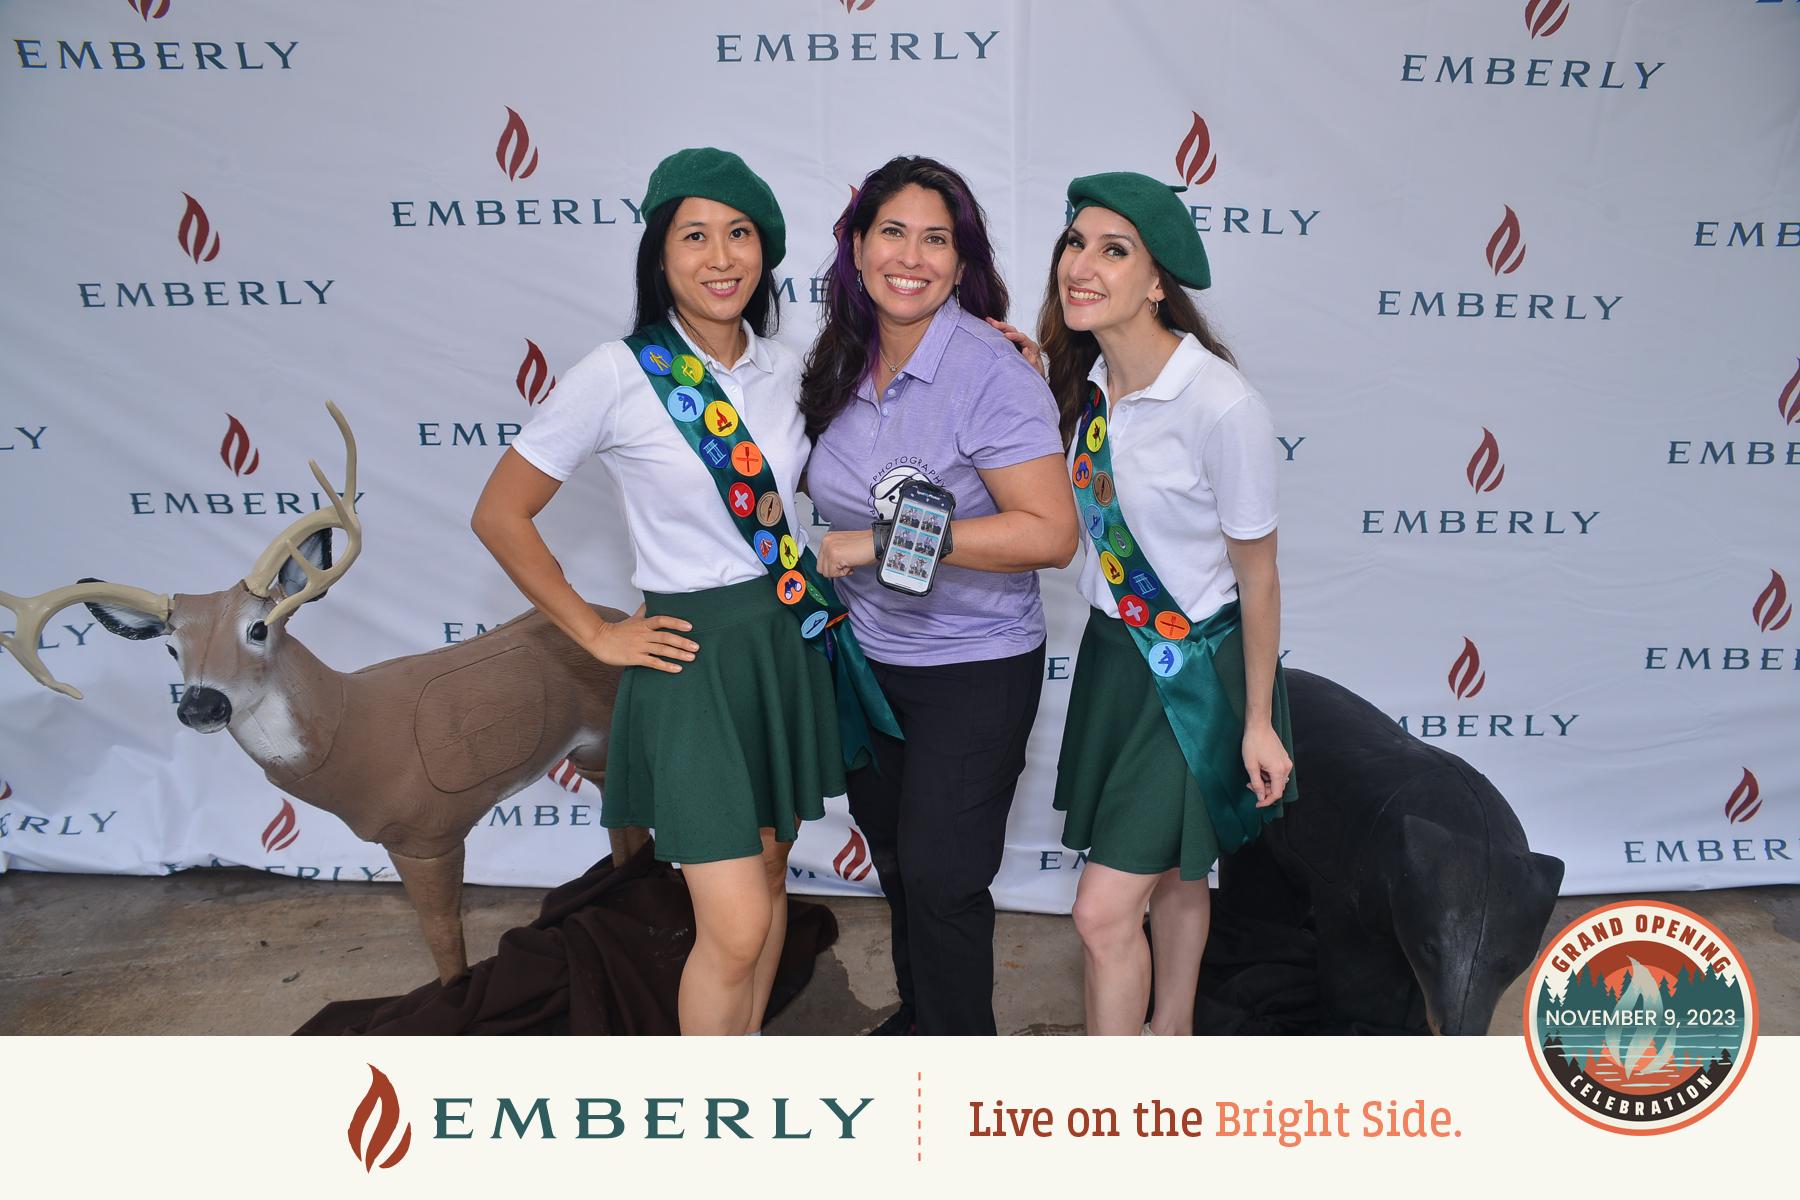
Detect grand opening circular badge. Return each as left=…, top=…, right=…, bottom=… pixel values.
left=1524, top=900, right=1758, bottom=1134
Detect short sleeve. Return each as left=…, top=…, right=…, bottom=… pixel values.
left=1202, top=392, right=1279, bottom=540
left=510, top=346, right=621, bottom=482
left=958, top=353, right=1065, bottom=470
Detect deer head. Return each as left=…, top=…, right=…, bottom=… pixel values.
left=1, top=402, right=362, bottom=736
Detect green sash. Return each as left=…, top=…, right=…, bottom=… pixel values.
left=624, top=320, right=901, bottom=770
left=1071, top=381, right=1294, bottom=852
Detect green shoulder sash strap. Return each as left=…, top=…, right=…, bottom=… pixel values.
left=623, top=320, right=901, bottom=770
left=1071, top=380, right=1296, bottom=853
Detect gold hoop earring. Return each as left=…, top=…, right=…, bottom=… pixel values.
left=1149, top=297, right=1161, bottom=317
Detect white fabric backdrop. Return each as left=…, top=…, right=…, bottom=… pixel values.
left=2, top=0, right=1796, bottom=909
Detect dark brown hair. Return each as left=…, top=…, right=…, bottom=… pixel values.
left=1035, top=226, right=1235, bottom=448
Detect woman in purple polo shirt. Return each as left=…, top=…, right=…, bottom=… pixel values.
left=804, top=156, right=1079, bottom=1036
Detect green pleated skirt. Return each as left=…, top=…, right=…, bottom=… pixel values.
left=602, top=575, right=843, bottom=865
left=1054, top=608, right=1293, bottom=881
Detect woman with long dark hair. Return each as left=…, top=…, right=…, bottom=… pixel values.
left=471, top=148, right=849, bottom=1035
left=1038, top=172, right=1297, bottom=1035
left=805, top=155, right=1078, bottom=1035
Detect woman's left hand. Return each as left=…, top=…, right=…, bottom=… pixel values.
left=984, top=317, right=1046, bottom=377
left=818, top=529, right=877, bottom=579
left=1242, top=723, right=1292, bottom=809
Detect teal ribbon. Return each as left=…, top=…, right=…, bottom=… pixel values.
left=624, top=321, right=902, bottom=770
left=1072, top=382, right=1292, bottom=852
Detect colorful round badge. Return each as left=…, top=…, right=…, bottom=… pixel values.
left=753, top=530, right=778, bottom=564
left=801, top=611, right=829, bottom=639
left=776, top=569, right=807, bottom=606
left=756, top=492, right=784, bottom=527
left=727, top=482, right=755, bottom=518
left=731, top=442, right=765, bottom=477
left=699, top=435, right=729, bottom=468
left=672, top=354, right=706, bottom=386
left=1148, top=641, right=1185, bottom=677
left=778, top=534, right=800, bottom=570
left=1082, top=504, right=1106, bottom=541
left=1118, top=595, right=1151, bottom=627
left=1153, top=611, right=1191, bottom=641
left=1071, top=454, right=1094, bottom=489
left=1092, top=472, right=1116, bottom=507
left=1109, top=526, right=1135, bottom=557
left=1098, top=550, right=1126, bottom=587
left=1085, top=415, right=1107, bottom=453
left=638, top=344, right=673, bottom=375
left=703, top=400, right=739, bottom=438
left=1129, top=569, right=1161, bottom=599
left=666, top=385, right=703, bottom=421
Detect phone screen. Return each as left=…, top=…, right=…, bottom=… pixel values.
left=878, top=495, right=951, bottom=594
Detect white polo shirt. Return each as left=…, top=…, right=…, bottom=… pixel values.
left=1076, top=333, right=1279, bottom=621
left=512, top=315, right=809, bottom=595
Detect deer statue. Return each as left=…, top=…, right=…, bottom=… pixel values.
left=0, top=402, right=635, bottom=984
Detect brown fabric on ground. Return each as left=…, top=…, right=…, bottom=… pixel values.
left=295, top=838, right=838, bottom=1035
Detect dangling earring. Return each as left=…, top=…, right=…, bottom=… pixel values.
left=953, top=283, right=961, bottom=302
left=856, top=271, right=865, bottom=292
left=1149, top=297, right=1161, bottom=317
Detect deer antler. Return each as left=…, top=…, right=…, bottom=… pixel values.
left=0, top=581, right=171, bottom=699
left=243, top=401, right=362, bottom=624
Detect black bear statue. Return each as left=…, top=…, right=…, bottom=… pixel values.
left=1198, top=669, right=1566, bottom=1035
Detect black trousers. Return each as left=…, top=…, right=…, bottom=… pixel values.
left=848, top=643, right=1045, bottom=1035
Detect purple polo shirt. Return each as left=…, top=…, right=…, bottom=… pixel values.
left=807, top=299, right=1064, bottom=667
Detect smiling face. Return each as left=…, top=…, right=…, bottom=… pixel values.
left=853, top=183, right=964, bottom=328
left=1056, top=205, right=1165, bottom=336
left=660, top=196, right=763, bottom=330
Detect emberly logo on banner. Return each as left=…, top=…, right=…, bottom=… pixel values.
left=1378, top=205, right=1622, bottom=321
left=1, top=425, right=48, bottom=452
left=79, top=193, right=335, bottom=311
left=1664, top=358, right=1800, bottom=468
left=1391, top=637, right=1578, bottom=740
left=1643, top=568, right=1799, bottom=674
left=517, top=339, right=557, bottom=406
left=1361, top=427, right=1600, bottom=537
left=14, top=0, right=299, bottom=73
left=1622, top=768, right=1791, bottom=867
left=716, top=1, right=999, bottom=65
left=390, top=106, right=638, bottom=230
left=128, top=418, right=364, bottom=517
left=1062, top=112, right=1320, bottom=241
left=1692, top=217, right=1800, bottom=249
left=220, top=414, right=261, bottom=476
left=1400, top=0, right=1665, bottom=91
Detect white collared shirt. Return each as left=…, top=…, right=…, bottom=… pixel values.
left=1075, top=333, right=1279, bottom=620
left=512, top=314, right=809, bottom=595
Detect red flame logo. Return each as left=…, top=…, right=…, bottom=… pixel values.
left=1525, top=0, right=1570, bottom=39
left=1174, top=112, right=1218, bottom=188
left=833, top=827, right=873, bottom=882
left=129, top=0, right=171, bottom=20
left=841, top=0, right=875, bottom=11
left=177, top=193, right=221, bottom=264
left=261, top=798, right=298, bottom=853
left=1778, top=358, right=1800, bottom=426
left=1753, top=570, right=1792, bottom=633
left=1465, top=427, right=1505, bottom=493
left=219, top=413, right=262, bottom=477
left=1448, top=638, right=1487, bottom=700
left=833, top=183, right=860, bottom=240
left=547, top=758, right=582, bottom=793
left=495, top=107, right=539, bottom=181
left=1725, top=769, right=1761, bottom=825
left=1485, top=205, right=1526, bottom=275
left=516, top=339, right=557, bottom=406
left=0, top=779, right=11, bottom=802
left=348, top=1065, right=413, bottom=1172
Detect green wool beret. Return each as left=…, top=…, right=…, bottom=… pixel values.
left=642, top=147, right=787, bottom=269
left=1067, top=171, right=1210, bottom=290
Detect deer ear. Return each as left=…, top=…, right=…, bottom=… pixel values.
left=77, top=577, right=171, bottom=640
left=275, top=530, right=335, bottom=604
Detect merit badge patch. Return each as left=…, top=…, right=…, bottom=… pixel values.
left=1524, top=900, right=1757, bottom=1134
left=666, top=385, right=703, bottom=421
left=638, top=344, right=673, bottom=375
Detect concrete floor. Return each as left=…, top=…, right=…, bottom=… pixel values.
left=1, top=868, right=1795, bottom=1036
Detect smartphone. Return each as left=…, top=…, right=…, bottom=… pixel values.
left=877, top=479, right=956, bottom=596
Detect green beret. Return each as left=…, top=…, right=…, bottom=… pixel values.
left=642, top=147, right=787, bottom=269
left=1067, top=171, right=1210, bottom=290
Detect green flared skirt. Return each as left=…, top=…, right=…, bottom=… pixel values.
left=1053, top=608, right=1294, bottom=881
left=602, top=575, right=844, bottom=864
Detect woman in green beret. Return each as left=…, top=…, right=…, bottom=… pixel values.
left=1034, top=171, right=1298, bottom=1035
left=473, top=148, right=844, bottom=1035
